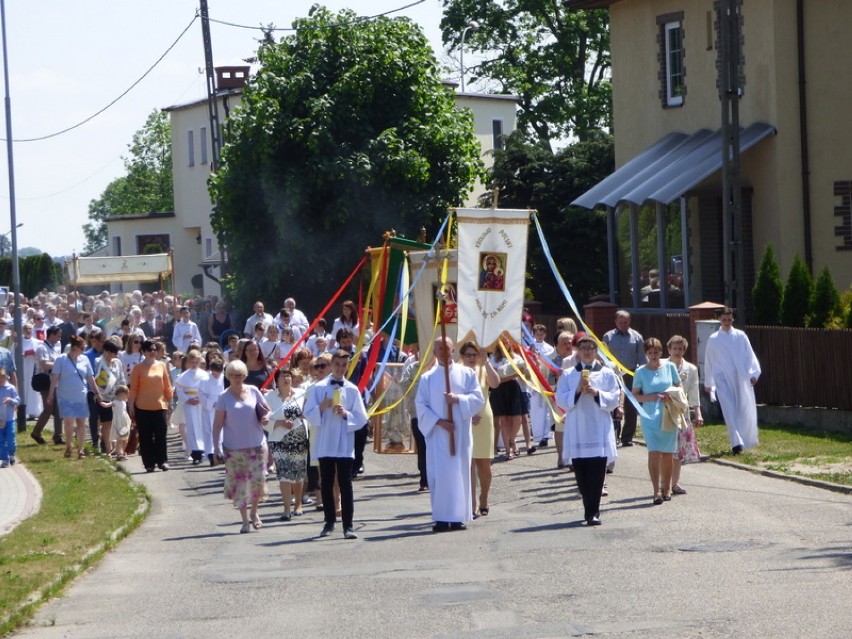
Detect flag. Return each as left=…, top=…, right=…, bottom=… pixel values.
left=407, top=248, right=457, bottom=356
left=456, top=208, right=530, bottom=349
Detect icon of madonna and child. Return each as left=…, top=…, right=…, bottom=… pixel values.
left=478, top=252, right=507, bottom=292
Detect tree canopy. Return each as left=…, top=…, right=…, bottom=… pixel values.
left=210, top=7, right=483, bottom=314
left=488, top=131, right=614, bottom=310
left=83, top=110, right=173, bottom=253
left=441, top=0, right=611, bottom=147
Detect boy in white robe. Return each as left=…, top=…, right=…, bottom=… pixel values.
left=415, top=337, right=485, bottom=532
left=175, top=349, right=208, bottom=464
left=703, top=308, right=761, bottom=454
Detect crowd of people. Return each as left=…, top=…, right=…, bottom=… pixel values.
left=1, top=286, right=760, bottom=535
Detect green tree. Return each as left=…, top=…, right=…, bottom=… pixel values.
left=210, top=7, right=483, bottom=315
left=487, top=130, right=614, bottom=310
left=441, top=1, right=611, bottom=146
left=83, top=110, right=173, bottom=253
left=751, top=244, right=783, bottom=325
left=780, top=254, right=813, bottom=327
left=808, top=266, right=840, bottom=328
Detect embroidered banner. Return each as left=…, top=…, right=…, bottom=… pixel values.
left=407, top=248, right=457, bottom=357
left=456, top=208, right=530, bottom=349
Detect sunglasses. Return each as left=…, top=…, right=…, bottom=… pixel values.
left=312, top=363, right=328, bottom=370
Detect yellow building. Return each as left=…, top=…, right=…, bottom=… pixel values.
left=569, top=0, right=851, bottom=316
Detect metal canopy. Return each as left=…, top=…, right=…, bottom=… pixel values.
left=572, top=122, right=776, bottom=209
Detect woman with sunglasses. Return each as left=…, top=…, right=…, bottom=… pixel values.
left=129, top=340, right=174, bottom=472
left=120, top=334, right=145, bottom=380
left=459, top=341, right=500, bottom=518
left=304, top=354, right=332, bottom=509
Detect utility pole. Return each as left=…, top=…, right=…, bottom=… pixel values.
left=719, top=0, right=743, bottom=324
left=199, top=0, right=221, bottom=167
left=0, top=0, right=26, bottom=430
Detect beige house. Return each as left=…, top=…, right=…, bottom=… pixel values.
left=106, top=69, right=517, bottom=297
left=569, top=0, right=851, bottom=316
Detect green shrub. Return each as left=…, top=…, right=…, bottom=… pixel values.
left=751, top=244, right=783, bottom=325
left=809, top=266, right=841, bottom=328
left=781, top=254, right=813, bottom=327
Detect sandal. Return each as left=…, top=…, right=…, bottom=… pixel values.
left=64, top=449, right=72, bottom=458
left=479, top=507, right=489, bottom=516
left=293, top=509, right=303, bottom=517
left=279, top=513, right=291, bottom=522
left=252, top=516, right=263, bottom=530
left=240, top=522, right=252, bottom=534
left=653, top=494, right=663, bottom=505
left=671, top=485, right=687, bottom=495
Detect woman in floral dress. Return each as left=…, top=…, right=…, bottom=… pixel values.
left=265, top=367, right=309, bottom=521
left=212, top=360, right=271, bottom=533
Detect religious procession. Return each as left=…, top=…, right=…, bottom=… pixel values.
left=3, top=208, right=760, bottom=539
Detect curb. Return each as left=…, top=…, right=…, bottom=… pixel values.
left=0, top=463, right=43, bottom=537
left=633, top=438, right=852, bottom=495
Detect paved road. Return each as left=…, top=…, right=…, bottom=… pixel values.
left=15, top=435, right=851, bottom=639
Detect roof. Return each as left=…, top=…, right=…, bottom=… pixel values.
left=572, top=122, right=776, bottom=209
left=162, top=88, right=243, bottom=113
left=105, top=212, right=175, bottom=222
left=564, top=0, right=624, bottom=8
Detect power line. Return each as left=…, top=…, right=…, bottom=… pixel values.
left=207, top=0, right=426, bottom=32
left=2, top=13, right=199, bottom=143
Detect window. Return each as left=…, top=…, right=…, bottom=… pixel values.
left=113, top=236, right=121, bottom=257
left=492, top=119, right=504, bottom=151
left=665, top=22, right=684, bottom=106
left=657, top=12, right=685, bottom=108
left=187, top=130, right=195, bottom=167
left=205, top=238, right=213, bottom=257
left=200, top=127, right=208, bottom=165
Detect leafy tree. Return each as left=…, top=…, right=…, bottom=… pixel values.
left=751, top=244, right=783, bottom=325
left=780, top=254, right=813, bottom=327
left=808, top=266, right=840, bottom=328
left=0, top=254, right=62, bottom=298
left=487, top=130, right=614, bottom=310
left=441, top=0, right=611, bottom=146
left=83, top=110, right=173, bottom=253
left=210, top=7, right=483, bottom=315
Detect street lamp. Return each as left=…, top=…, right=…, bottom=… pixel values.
left=460, top=20, right=480, bottom=93
left=0, top=222, right=22, bottom=257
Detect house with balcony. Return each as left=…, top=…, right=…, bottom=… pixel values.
left=105, top=67, right=517, bottom=298
left=568, top=0, right=852, bottom=318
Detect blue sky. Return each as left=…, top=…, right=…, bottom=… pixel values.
left=0, top=0, right=450, bottom=258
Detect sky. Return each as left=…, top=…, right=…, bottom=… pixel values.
left=0, top=0, right=453, bottom=259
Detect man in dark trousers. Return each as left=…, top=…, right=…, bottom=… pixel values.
left=602, top=310, right=646, bottom=446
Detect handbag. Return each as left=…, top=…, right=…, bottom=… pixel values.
left=124, top=427, right=139, bottom=455
left=31, top=372, right=50, bottom=392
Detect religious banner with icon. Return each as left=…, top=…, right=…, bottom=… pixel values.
left=456, top=208, right=530, bottom=350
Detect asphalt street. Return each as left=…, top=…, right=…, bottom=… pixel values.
left=14, top=435, right=851, bottom=639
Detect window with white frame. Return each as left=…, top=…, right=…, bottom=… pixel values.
left=200, top=127, right=208, bottom=165
left=187, top=130, right=195, bottom=167
left=658, top=12, right=685, bottom=108
left=492, top=119, right=504, bottom=151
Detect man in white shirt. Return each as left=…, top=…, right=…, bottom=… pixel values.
left=303, top=349, right=368, bottom=540
left=31, top=326, right=62, bottom=445
left=172, top=306, right=202, bottom=352
left=704, top=307, right=761, bottom=454
left=243, top=301, right=273, bottom=337
left=281, top=297, right=309, bottom=333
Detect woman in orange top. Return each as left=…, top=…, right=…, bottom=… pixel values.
left=129, top=339, right=174, bottom=472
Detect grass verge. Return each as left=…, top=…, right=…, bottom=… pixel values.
left=693, top=422, right=852, bottom=487
left=0, top=432, right=149, bottom=635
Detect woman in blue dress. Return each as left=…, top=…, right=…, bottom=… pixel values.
left=632, top=338, right=682, bottom=505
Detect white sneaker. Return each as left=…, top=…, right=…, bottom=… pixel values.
left=0, top=461, right=8, bottom=469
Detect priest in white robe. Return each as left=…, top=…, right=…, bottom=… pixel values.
left=415, top=337, right=485, bottom=532
left=704, top=308, right=761, bottom=453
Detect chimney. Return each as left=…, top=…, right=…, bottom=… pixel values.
left=215, top=66, right=250, bottom=90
